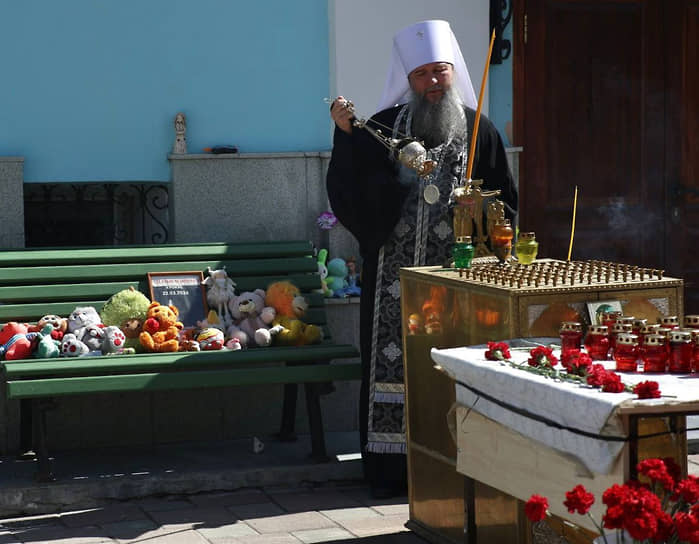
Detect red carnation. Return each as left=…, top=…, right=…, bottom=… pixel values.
left=675, top=511, right=699, bottom=543
left=485, top=341, right=511, bottom=361
left=638, top=458, right=676, bottom=491
left=563, top=484, right=595, bottom=515
left=567, top=352, right=593, bottom=376
left=524, top=494, right=549, bottom=522
left=528, top=346, right=558, bottom=368
left=601, top=371, right=625, bottom=393
left=675, top=476, right=699, bottom=504
left=633, top=380, right=661, bottom=399
left=586, top=363, right=608, bottom=387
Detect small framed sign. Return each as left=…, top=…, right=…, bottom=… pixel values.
left=147, top=271, right=209, bottom=328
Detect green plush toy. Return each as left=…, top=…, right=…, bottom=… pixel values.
left=34, top=324, right=60, bottom=358
left=100, top=286, right=151, bottom=352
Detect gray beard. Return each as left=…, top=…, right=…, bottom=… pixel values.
left=409, top=87, right=467, bottom=149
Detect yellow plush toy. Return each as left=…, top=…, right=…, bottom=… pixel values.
left=265, top=281, right=322, bottom=346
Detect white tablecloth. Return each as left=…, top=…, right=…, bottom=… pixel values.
left=431, top=345, right=699, bottom=474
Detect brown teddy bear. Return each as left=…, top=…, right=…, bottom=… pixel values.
left=139, top=301, right=183, bottom=352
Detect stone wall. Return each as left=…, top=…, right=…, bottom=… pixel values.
left=0, top=158, right=25, bottom=248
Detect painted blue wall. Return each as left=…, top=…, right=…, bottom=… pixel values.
left=0, top=1, right=330, bottom=182
left=489, top=15, right=514, bottom=147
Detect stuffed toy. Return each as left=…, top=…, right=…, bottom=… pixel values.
left=34, top=324, right=61, bottom=358
left=60, top=333, right=90, bottom=357
left=226, top=289, right=277, bottom=348
left=422, top=286, right=447, bottom=335
left=100, top=326, right=128, bottom=355
left=81, top=324, right=107, bottom=352
left=341, top=256, right=362, bottom=297
left=196, top=309, right=225, bottom=331
left=265, top=281, right=322, bottom=346
left=0, top=322, right=36, bottom=360
left=100, top=286, right=151, bottom=352
left=67, top=306, right=103, bottom=344
left=139, top=301, right=183, bottom=353
left=28, top=315, right=68, bottom=341
left=326, top=257, right=349, bottom=297
left=314, top=249, right=333, bottom=297
left=196, top=327, right=225, bottom=350
left=202, top=266, right=237, bottom=328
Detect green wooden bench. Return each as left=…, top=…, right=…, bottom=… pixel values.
left=0, top=241, right=360, bottom=481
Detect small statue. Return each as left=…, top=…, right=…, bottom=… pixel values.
left=451, top=179, right=502, bottom=258
left=173, top=112, right=187, bottom=154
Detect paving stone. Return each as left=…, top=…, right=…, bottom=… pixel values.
left=98, top=519, right=159, bottom=542
left=147, top=505, right=236, bottom=528
left=228, top=502, right=285, bottom=520
left=318, top=506, right=381, bottom=524
left=194, top=521, right=258, bottom=539
left=6, top=524, right=113, bottom=544
left=0, top=531, right=20, bottom=544
left=123, top=528, right=210, bottom=544
left=220, top=534, right=304, bottom=544
left=370, top=503, right=409, bottom=517
left=134, top=498, right=193, bottom=512
left=188, top=489, right=268, bottom=508
left=336, top=513, right=410, bottom=537
left=339, top=487, right=409, bottom=507
left=244, top=511, right=337, bottom=534
left=61, top=505, right=147, bottom=528
left=268, top=489, right=362, bottom=513
left=292, top=526, right=355, bottom=543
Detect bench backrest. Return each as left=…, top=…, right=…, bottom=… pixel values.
left=0, top=241, right=330, bottom=335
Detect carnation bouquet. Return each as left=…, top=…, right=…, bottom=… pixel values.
left=525, top=457, right=699, bottom=543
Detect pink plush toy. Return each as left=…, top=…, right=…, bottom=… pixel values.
left=0, top=322, right=36, bottom=360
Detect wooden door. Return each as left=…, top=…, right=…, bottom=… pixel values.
left=515, top=0, right=698, bottom=311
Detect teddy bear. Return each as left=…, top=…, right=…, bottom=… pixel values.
left=139, top=301, right=183, bottom=352
left=226, top=289, right=278, bottom=348
left=100, top=287, right=152, bottom=352
left=326, top=257, right=349, bottom=297
left=0, top=322, right=36, bottom=360
left=265, top=281, right=322, bottom=346
left=60, top=333, right=90, bottom=357
left=28, top=315, right=68, bottom=341
left=67, top=306, right=103, bottom=345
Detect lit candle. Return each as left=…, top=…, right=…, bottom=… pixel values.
left=567, top=186, right=578, bottom=261
left=465, top=29, right=497, bottom=182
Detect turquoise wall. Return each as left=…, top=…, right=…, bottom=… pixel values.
left=489, top=15, right=514, bottom=147
left=0, top=1, right=329, bottom=182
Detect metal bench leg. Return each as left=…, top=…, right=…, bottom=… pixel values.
left=32, top=399, right=55, bottom=482
left=304, top=382, right=329, bottom=462
left=277, top=383, right=298, bottom=442
left=17, top=399, right=36, bottom=460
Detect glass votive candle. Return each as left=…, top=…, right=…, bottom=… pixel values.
left=641, top=334, right=669, bottom=373
left=610, top=322, right=632, bottom=356
left=694, top=336, right=699, bottom=372
left=684, top=315, right=699, bottom=329
left=584, top=325, right=610, bottom=361
left=614, top=333, right=639, bottom=372
left=668, top=330, right=693, bottom=373
left=601, top=311, right=623, bottom=329
left=515, top=232, right=539, bottom=265
left=632, top=318, right=647, bottom=337
left=638, top=323, right=661, bottom=346
left=659, top=315, right=680, bottom=329
left=560, top=321, right=583, bottom=366
left=616, top=316, right=636, bottom=327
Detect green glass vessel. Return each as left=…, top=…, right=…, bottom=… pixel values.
left=452, top=236, right=475, bottom=269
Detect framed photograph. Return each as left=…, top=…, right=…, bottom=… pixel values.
left=587, top=300, right=623, bottom=326
left=147, top=271, right=208, bottom=328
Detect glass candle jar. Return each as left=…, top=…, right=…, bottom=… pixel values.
left=684, top=315, right=699, bottom=329
left=560, top=321, right=583, bottom=366
left=515, top=232, right=539, bottom=265
left=694, top=336, right=699, bottom=372
left=668, top=330, right=693, bottom=373
left=601, top=311, right=623, bottom=329
left=452, top=236, right=475, bottom=269
left=491, top=219, right=514, bottom=263
left=638, top=323, right=661, bottom=346
left=659, top=315, right=680, bottom=329
left=616, top=316, right=636, bottom=327
left=641, top=334, right=669, bottom=373
left=614, top=333, right=639, bottom=372
left=632, top=318, right=647, bottom=337
left=584, top=325, right=610, bottom=361
left=610, top=322, right=632, bottom=356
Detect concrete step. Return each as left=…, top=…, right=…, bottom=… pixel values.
left=0, top=431, right=363, bottom=518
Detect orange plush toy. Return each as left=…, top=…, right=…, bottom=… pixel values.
left=139, top=301, right=183, bottom=352
left=421, top=286, right=447, bottom=335
left=265, top=281, right=322, bottom=346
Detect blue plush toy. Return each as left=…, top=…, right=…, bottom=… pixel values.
left=326, top=258, right=349, bottom=297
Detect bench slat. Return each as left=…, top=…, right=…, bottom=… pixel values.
left=0, top=241, right=314, bottom=267
left=0, top=301, right=108, bottom=322
left=2, top=344, right=359, bottom=378
left=6, top=362, right=362, bottom=398
left=0, top=282, right=141, bottom=303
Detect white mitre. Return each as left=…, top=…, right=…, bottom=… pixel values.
left=377, top=20, right=477, bottom=112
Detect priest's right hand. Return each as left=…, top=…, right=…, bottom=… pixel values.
left=330, top=96, right=354, bottom=135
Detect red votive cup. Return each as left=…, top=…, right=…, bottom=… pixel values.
left=668, top=330, right=693, bottom=373
left=632, top=318, right=647, bottom=337
left=601, top=311, right=623, bottom=330
left=684, top=315, right=699, bottom=329
left=638, top=323, right=660, bottom=347
left=610, top=322, right=632, bottom=357
left=659, top=315, right=680, bottom=330
left=614, top=333, right=639, bottom=372
left=641, top=334, right=668, bottom=373
left=584, top=325, right=610, bottom=361
left=694, top=336, right=699, bottom=372
left=560, top=321, right=583, bottom=366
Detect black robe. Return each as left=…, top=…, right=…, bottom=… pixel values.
left=326, top=104, right=517, bottom=487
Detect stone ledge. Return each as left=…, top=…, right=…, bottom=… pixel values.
left=168, top=151, right=332, bottom=160
left=0, top=156, right=24, bottom=162
left=324, top=297, right=361, bottom=306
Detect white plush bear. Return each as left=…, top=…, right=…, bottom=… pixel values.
left=67, top=306, right=102, bottom=344
left=226, top=289, right=279, bottom=348
left=60, top=333, right=90, bottom=357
